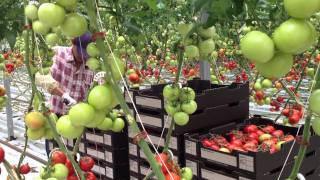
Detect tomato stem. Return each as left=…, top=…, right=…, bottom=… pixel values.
left=85, top=0, right=165, bottom=179
left=287, top=58, right=320, bottom=179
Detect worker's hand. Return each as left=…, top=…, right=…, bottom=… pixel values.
left=62, top=93, right=77, bottom=106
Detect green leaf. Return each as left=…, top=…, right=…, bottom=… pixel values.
left=145, top=0, right=157, bottom=10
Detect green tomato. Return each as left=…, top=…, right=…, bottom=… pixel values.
left=307, top=68, right=315, bottom=77
left=181, top=167, right=193, bottom=180
left=198, top=26, right=216, bottom=39
left=255, top=52, right=293, bottom=79
left=32, top=21, right=50, bottom=35
left=174, top=112, right=189, bottom=126
left=199, top=39, right=215, bottom=57
left=56, top=0, right=77, bottom=7
left=69, top=103, right=95, bottom=126
left=273, top=19, right=317, bottom=54
left=254, top=82, right=262, bottom=90
left=240, top=31, right=275, bottom=63
left=259, top=134, right=272, bottom=142
left=264, top=97, right=271, bottom=105
left=38, top=3, right=65, bottom=28
left=86, top=110, right=106, bottom=128
left=51, top=164, right=69, bottom=179
left=179, top=87, right=196, bottom=102
left=261, top=79, right=273, bottom=89
left=88, top=85, right=114, bottom=111
left=86, top=42, right=100, bottom=57
left=284, top=0, right=320, bottom=18
left=177, top=23, right=194, bottom=37
left=61, top=13, right=88, bottom=38
left=45, top=33, right=59, bottom=47
left=86, top=58, right=100, bottom=71
left=165, top=103, right=180, bottom=116
left=312, top=117, right=320, bottom=136
left=27, top=128, right=45, bottom=140
left=44, top=129, right=54, bottom=140
left=98, top=117, right=113, bottom=131
left=112, top=118, right=125, bottom=132
left=309, top=89, right=320, bottom=115
left=181, top=100, right=197, bottom=115
left=163, top=85, right=180, bottom=101
left=56, top=115, right=84, bottom=139
left=24, top=4, right=38, bottom=20
left=185, top=45, right=200, bottom=59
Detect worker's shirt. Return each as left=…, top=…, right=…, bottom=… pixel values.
left=51, top=46, right=94, bottom=115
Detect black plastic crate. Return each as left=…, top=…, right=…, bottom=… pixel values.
left=199, top=149, right=320, bottom=180
left=128, top=127, right=185, bottom=166
left=185, top=155, right=201, bottom=179
left=129, top=156, right=140, bottom=175
left=132, top=79, right=248, bottom=111
left=131, top=80, right=249, bottom=135
left=85, top=127, right=129, bottom=149
left=130, top=171, right=144, bottom=180
left=84, top=141, right=129, bottom=165
left=184, top=116, right=320, bottom=176
left=105, top=161, right=130, bottom=180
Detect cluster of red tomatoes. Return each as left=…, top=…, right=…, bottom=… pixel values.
left=201, top=124, right=295, bottom=154
left=155, top=153, right=193, bottom=180
left=41, top=150, right=96, bottom=180
left=282, top=104, right=304, bottom=125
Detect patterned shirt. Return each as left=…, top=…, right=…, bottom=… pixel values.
left=50, top=46, right=94, bottom=115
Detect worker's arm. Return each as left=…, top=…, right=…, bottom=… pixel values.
left=35, top=72, right=62, bottom=95
left=35, top=72, right=77, bottom=106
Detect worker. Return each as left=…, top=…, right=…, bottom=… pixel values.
left=35, top=32, right=95, bottom=155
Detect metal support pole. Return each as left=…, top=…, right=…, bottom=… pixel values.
left=4, top=77, right=15, bottom=140
left=199, top=11, right=211, bottom=80
left=200, top=60, right=211, bottom=80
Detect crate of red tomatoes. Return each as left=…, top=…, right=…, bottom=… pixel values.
left=184, top=116, right=320, bottom=177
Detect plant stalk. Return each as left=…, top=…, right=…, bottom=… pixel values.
left=85, top=0, right=165, bottom=179
left=287, top=61, right=320, bottom=179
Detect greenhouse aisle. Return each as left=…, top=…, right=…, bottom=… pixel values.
left=0, top=143, right=44, bottom=179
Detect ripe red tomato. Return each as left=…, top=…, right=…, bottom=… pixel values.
left=255, top=91, right=264, bottom=100
left=129, top=73, right=140, bottom=83
left=247, top=132, right=259, bottom=141
left=165, top=172, right=181, bottom=180
left=272, top=130, right=284, bottom=138
left=188, top=69, right=195, bottom=76
left=155, top=153, right=170, bottom=174
left=210, top=144, right=220, bottom=151
left=202, top=139, right=213, bottom=148
left=282, top=135, right=295, bottom=142
left=65, top=159, right=74, bottom=176
left=282, top=108, right=290, bottom=116
left=0, top=147, right=4, bottom=163
left=262, top=125, right=275, bottom=134
left=230, top=139, right=243, bottom=147
left=243, top=124, right=258, bottom=133
left=289, top=114, right=300, bottom=124
left=80, top=156, right=95, bottom=172
left=243, top=143, right=258, bottom=152
left=67, top=175, right=80, bottom=180
left=19, top=163, right=31, bottom=174
left=51, top=150, right=67, bottom=165
left=255, top=130, right=264, bottom=136
left=86, top=172, right=96, bottom=180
